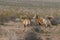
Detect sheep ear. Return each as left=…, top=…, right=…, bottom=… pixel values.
left=33, top=14, right=36, bottom=18
left=51, top=16, right=54, bottom=19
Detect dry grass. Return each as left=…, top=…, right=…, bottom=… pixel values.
left=0, top=7, right=60, bottom=40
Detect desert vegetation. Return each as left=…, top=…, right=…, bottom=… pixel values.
left=0, top=6, right=60, bottom=40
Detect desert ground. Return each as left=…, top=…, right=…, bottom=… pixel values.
left=0, top=20, right=60, bottom=40
left=0, top=7, right=60, bottom=40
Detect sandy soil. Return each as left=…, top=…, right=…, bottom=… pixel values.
left=0, top=21, right=60, bottom=40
